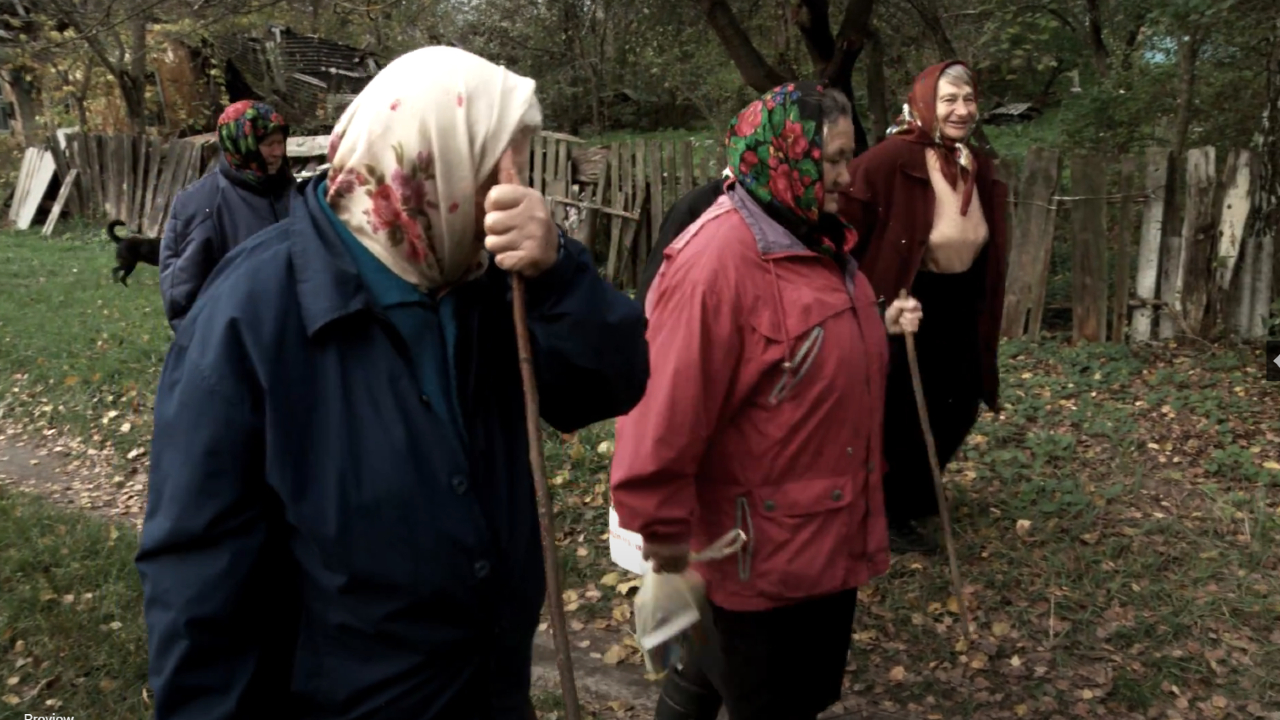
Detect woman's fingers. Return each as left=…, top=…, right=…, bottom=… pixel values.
left=885, top=297, right=923, bottom=335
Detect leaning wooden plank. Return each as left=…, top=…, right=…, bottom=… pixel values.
left=85, top=134, right=102, bottom=218
left=181, top=141, right=204, bottom=188
left=287, top=135, right=330, bottom=157
left=104, top=135, right=119, bottom=221
left=1069, top=152, right=1109, bottom=343
left=1165, top=146, right=1216, bottom=338
left=1111, top=156, right=1139, bottom=343
left=132, top=134, right=148, bottom=230
left=16, top=150, right=58, bottom=230
left=605, top=144, right=623, bottom=284
left=1131, top=149, right=1172, bottom=343
left=1157, top=233, right=1185, bottom=338
left=9, top=148, right=35, bottom=223
left=646, top=143, right=663, bottom=268
left=46, top=132, right=77, bottom=218
left=1246, top=208, right=1274, bottom=339
left=73, top=132, right=93, bottom=217
left=141, top=138, right=165, bottom=235
left=41, top=169, right=80, bottom=237
left=680, top=141, right=694, bottom=198
left=1028, top=203, right=1060, bottom=339
left=145, top=141, right=185, bottom=237
left=662, top=139, right=676, bottom=213
left=1215, top=149, right=1253, bottom=335
left=999, top=147, right=1061, bottom=339
left=64, top=131, right=86, bottom=218
left=531, top=133, right=545, bottom=195
left=120, top=135, right=136, bottom=226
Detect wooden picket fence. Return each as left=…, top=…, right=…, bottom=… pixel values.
left=25, top=127, right=1271, bottom=342
left=999, top=146, right=1273, bottom=343
left=545, top=137, right=1273, bottom=343
left=29, top=131, right=332, bottom=237
left=533, top=132, right=726, bottom=290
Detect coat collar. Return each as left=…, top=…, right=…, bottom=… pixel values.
left=289, top=170, right=375, bottom=336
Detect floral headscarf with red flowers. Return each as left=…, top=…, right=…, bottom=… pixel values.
left=323, top=46, right=542, bottom=291
left=216, top=100, right=289, bottom=185
left=725, top=81, right=850, bottom=261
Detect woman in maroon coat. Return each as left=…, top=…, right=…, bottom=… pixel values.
left=837, top=60, right=1008, bottom=553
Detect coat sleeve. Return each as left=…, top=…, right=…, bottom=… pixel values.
left=839, top=156, right=884, bottom=263
left=519, top=232, right=650, bottom=433
left=159, top=188, right=218, bottom=332
left=608, top=239, right=743, bottom=547
left=135, top=321, right=287, bottom=720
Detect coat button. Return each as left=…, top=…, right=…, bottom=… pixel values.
left=474, top=560, right=490, bottom=579
left=451, top=475, right=468, bottom=494
left=846, top=447, right=854, bottom=454
left=763, top=500, right=776, bottom=512
left=868, top=460, right=877, bottom=473
left=420, top=394, right=430, bottom=405
left=831, top=489, right=844, bottom=501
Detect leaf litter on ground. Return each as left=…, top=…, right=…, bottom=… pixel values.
left=2, top=231, right=1279, bottom=718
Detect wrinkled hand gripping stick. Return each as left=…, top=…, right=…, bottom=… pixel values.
left=502, top=157, right=583, bottom=719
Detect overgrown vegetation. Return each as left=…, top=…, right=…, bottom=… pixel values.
left=1, top=231, right=1275, bottom=719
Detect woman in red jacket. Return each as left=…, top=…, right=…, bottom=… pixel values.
left=837, top=61, right=1009, bottom=554
left=611, top=82, right=921, bottom=720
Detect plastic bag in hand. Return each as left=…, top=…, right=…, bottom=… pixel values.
left=633, top=529, right=745, bottom=673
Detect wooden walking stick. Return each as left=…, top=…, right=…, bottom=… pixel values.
left=513, top=275, right=582, bottom=718
left=897, top=289, right=973, bottom=640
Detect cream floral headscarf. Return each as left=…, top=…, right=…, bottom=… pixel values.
left=324, top=46, right=543, bottom=290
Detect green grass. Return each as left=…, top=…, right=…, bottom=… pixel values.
left=0, top=488, right=148, bottom=717
left=2, top=229, right=1279, bottom=719
left=0, top=224, right=169, bottom=467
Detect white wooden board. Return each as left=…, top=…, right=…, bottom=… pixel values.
left=15, top=150, right=57, bottom=230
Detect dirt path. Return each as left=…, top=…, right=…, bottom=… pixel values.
left=0, top=427, right=907, bottom=720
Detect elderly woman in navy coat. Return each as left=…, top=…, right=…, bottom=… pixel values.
left=135, top=47, right=649, bottom=720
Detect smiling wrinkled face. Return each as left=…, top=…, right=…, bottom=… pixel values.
left=821, top=115, right=855, bottom=213
left=935, top=78, right=977, bottom=142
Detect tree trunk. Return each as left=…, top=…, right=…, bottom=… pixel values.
left=1083, top=0, right=1109, bottom=78
left=1, top=66, right=42, bottom=147
left=1170, top=29, right=1203, bottom=161
left=699, top=0, right=788, bottom=92
left=865, top=30, right=889, bottom=142
left=1163, top=28, right=1204, bottom=243
left=115, top=71, right=149, bottom=135
left=1262, top=19, right=1280, bottom=333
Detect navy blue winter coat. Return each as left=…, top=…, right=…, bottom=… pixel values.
left=158, top=156, right=293, bottom=332
left=136, top=171, right=650, bottom=720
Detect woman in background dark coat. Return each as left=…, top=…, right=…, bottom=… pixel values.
left=159, top=100, right=294, bottom=332
left=837, top=60, right=1008, bottom=554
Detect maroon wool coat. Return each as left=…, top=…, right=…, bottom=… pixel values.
left=837, top=138, right=1008, bottom=411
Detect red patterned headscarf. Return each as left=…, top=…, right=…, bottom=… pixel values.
left=217, top=100, right=289, bottom=185
left=887, top=61, right=979, bottom=215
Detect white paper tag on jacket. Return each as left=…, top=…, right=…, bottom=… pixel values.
left=608, top=506, right=649, bottom=576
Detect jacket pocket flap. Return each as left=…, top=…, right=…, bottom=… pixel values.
left=746, top=289, right=852, bottom=343
left=752, top=476, right=854, bottom=517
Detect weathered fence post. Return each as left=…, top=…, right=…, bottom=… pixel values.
left=1166, top=147, right=1217, bottom=338
left=1131, top=148, right=1172, bottom=343
left=1112, top=155, right=1139, bottom=342
left=1216, top=149, right=1256, bottom=337
left=1001, top=147, right=1062, bottom=339
left=1069, top=152, right=1109, bottom=343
